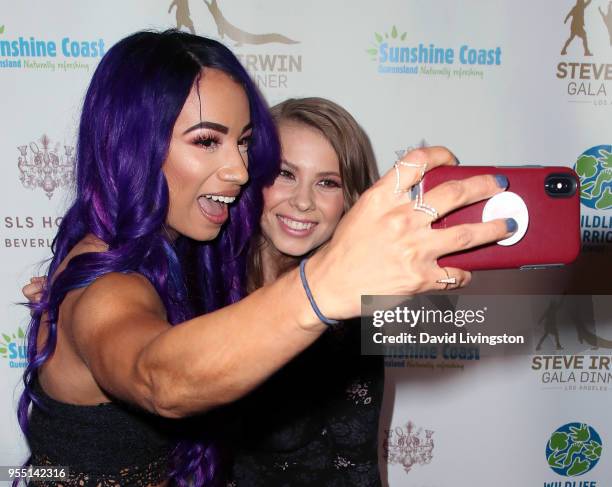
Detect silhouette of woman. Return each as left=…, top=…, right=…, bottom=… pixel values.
left=600, top=1, right=612, bottom=46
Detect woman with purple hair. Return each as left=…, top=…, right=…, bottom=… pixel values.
left=17, top=30, right=515, bottom=487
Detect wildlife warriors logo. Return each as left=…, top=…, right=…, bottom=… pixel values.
left=18, top=134, right=75, bottom=199
left=575, top=144, right=612, bottom=210
left=383, top=421, right=434, bottom=474
left=168, top=0, right=299, bottom=46
left=546, top=423, right=602, bottom=477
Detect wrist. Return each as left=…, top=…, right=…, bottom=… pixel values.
left=299, top=258, right=339, bottom=326
left=299, top=247, right=355, bottom=322
left=279, top=267, right=328, bottom=334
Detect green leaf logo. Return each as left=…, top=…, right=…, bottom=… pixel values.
left=0, top=25, right=5, bottom=35
left=546, top=423, right=602, bottom=477
left=367, top=26, right=409, bottom=62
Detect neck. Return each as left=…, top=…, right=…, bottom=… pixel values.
left=259, top=238, right=299, bottom=286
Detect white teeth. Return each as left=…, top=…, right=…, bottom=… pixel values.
left=203, top=194, right=236, bottom=204
left=279, top=216, right=315, bottom=231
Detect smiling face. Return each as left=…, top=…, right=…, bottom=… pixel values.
left=260, top=121, right=345, bottom=257
left=163, top=68, right=252, bottom=241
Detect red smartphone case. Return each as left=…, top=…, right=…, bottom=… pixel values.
left=421, top=166, right=581, bottom=271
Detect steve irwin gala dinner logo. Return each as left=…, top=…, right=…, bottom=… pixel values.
left=556, top=0, right=612, bottom=104
left=168, top=0, right=302, bottom=90
left=169, top=0, right=298, bottom=45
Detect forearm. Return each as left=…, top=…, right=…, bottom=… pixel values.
left=138, top=264, right=328, bottom=418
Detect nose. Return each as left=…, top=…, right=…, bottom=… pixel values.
left=289, top=181, right=315, bottom=212
left=217, top=149, right=249, bottom=186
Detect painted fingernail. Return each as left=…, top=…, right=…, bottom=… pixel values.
left=495, top=174, right=509, bottom=189
left=506, top=218, right=518, bottom=233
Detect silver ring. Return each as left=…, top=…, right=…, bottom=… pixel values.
left=436, top=268, right=457, bottom=289
left=393, top=161, right=427, bottom=195
left=413, top=201, right=439, bottom=221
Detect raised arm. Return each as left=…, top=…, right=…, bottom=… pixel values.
left=69, top=147, right=512, bottom=419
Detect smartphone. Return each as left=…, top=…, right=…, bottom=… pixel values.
left=421, top=165, right=581, bottom=271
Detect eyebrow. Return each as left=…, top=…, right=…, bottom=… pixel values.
left=183, top=121, right=252, bottom=135
left=281, top=159, right=341, bottom=178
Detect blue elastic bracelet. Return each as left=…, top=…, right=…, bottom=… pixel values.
left=299, top=258, right=339, bottom=326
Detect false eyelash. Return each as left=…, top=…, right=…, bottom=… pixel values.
left=193, top=131, right=220, bottom=149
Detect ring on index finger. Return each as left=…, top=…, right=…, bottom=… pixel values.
left=393, top=161, right=427, bottom=195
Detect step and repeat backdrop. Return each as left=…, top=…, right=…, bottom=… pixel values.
left=1, top=1, right=611, bottom=486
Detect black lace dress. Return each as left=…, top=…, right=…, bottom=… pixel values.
left=224, top=319, right=384, bottom=487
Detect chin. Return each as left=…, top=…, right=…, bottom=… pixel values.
left=274, top=240, right=318, bottom=258
left=183, top=226, right=222, bottom=242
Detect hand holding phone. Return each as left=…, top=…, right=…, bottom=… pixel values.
left=422, top=165, right=581, bottom=271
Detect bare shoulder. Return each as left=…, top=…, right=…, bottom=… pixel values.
left=73, top=272, right=167, bottom=324
left=57, top=235, right=168, bottom=344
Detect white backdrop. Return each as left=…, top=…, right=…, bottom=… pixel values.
left=1, top=1, right=611, bottom=486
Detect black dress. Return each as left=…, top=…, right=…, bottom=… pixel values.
left=225, top=319, right=384, bottom=486
left=27, top=377, right=173, bottom=486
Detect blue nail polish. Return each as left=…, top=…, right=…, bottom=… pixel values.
left=506, top=218, right=518, bottom=233
left=495, top=174, right=509, bottom=189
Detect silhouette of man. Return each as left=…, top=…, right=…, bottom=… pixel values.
left=535, top=298, right=563, bottom=351
left=168, top=0, right=196, bottom=34
left=600, top=1, right=612, bottom=46
left=561, top=0, right=593, bottom=56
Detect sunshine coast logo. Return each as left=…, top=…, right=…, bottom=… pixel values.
left=0, top=327, right=27, bottom=369
left=366, top=25, right=502, bottom=80
left=556, top=1, right=612, bottom=106
left=545, top=423, right=602, bottom=483
left=0, top=25, right=105, bottom=72
left=168, top=0, right=302, bottom=90
left=383, top=421, right=434, bottom=474
left=18, top=134, right=75, bottom=200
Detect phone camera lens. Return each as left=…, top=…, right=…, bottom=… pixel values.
left=545, top=174, right=577, bottom=198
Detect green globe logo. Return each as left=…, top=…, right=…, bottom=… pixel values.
left=546, top=423, right=602, bottom=477
left=574, top=145, right=612, bottom=210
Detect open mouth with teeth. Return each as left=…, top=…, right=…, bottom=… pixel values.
left=277, top=215, right=317, bottom=234
left=197, top=194, right=237, bottom=224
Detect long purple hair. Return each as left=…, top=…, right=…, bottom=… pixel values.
left=17, top=30, right=279, bottom=486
